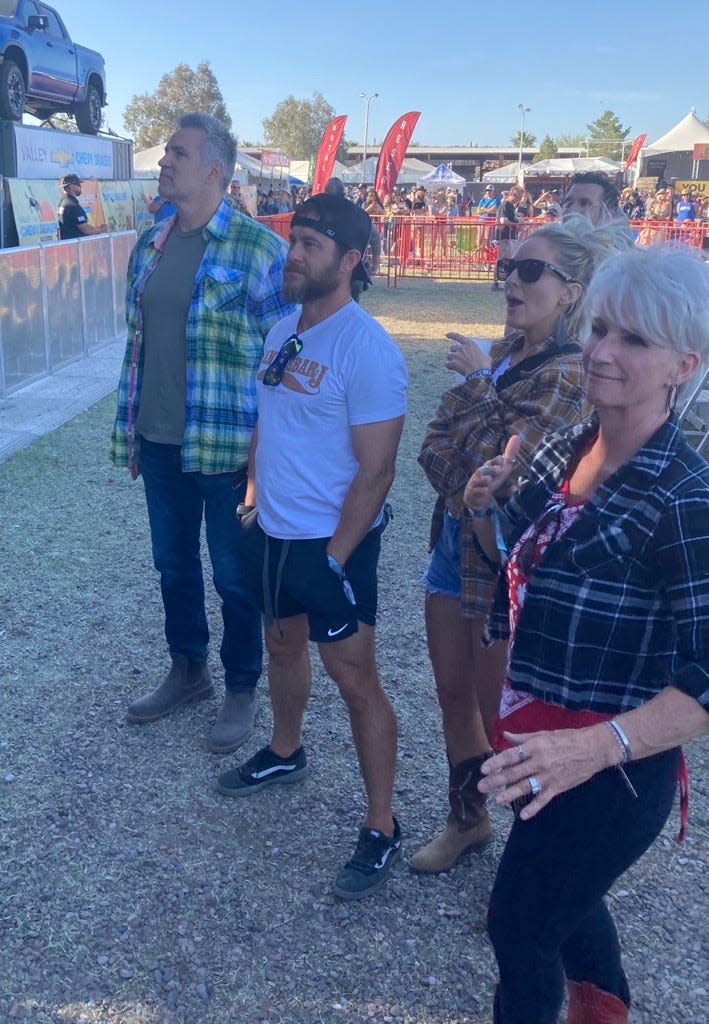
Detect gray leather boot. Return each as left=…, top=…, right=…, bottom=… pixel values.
left=126, top=654, right=214, bottom=723
left=207, top=689, right=256, bottom=753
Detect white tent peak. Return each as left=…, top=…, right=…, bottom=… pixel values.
left=646, top=110, right=709, bottom=153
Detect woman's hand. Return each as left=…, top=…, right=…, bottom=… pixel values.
left=444, top=332, right=492, bottom=376
left=479, top=725, right=617, bottom=820
left=464, top=435, right=521, bottom=511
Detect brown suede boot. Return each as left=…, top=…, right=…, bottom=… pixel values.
left=207, top=689, right=257, bottom=753
left=566, top=980, right=629, bottom=1024
left=409, top=753, right=492, bottom=873
left=126, top=654, right=214, bottom=723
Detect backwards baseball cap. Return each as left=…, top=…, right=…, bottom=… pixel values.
left=292, top=194, right=373, bottom=285
left=61, top=173, right=82, bottom=187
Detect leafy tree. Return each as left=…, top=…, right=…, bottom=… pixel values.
left=262, top=92, right=336, bottom=160
left=533, top=135, right=558, bottom=163
left=585, top=109, right=630, bottom=160
left=123, top=62, right=231, bottom=151
left=556, top=133, right=586, bottom=149
left=510, top=131, right=537, bottom=148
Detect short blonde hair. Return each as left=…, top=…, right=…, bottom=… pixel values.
left=582, top=245, right=709, bottom=400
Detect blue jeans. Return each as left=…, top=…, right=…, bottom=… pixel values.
left=488, top=748, right=679, bottom=1023
left=139, top=438, right=262, bottom=692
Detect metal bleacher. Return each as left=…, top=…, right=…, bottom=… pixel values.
left=678, top=370, right=709, bottom=454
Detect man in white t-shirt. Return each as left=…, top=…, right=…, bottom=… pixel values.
left=217, top=195, right=408, bottom=901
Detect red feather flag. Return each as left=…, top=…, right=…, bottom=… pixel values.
left=311, top=115, right=348, bottom=195
left=374, top=112, right=421, bottom=199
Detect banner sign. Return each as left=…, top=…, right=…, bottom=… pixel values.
left=7, top=178, right=60, bottom=245
left=374, top=112, right=421, bottom=199
left=674, top=179, right=709, bottom=197
left=98, top=180, right=135, bottom=231
left=14, top=125, right=114, bottom=180
left=129, top=179, right=157, bottom=235
left=624, top=133, right=647, bottom=169
left=692, top=143, right=709, bottom=160
left=261, top=150, right=290, bottom=168
left=311, top=115, right=348, bottom=195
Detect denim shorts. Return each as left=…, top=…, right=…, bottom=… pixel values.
left=423, top=509, right=462, bottom=598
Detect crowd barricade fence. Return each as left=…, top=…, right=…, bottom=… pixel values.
left=0, top=230, right=136, bottom=397
left=257, top=213, right=707, bottom=286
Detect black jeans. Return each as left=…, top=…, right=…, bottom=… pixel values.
left=488, top=748, right=680, bottom=1024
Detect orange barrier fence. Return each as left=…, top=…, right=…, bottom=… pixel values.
left=255, top=213, right=707, bottom=286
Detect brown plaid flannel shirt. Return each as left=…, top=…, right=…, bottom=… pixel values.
left=418, top=326, right=585, bottom=618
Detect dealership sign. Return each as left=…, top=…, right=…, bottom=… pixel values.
left=14, top=125, right=114, bottom=180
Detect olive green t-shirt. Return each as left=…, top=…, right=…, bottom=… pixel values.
left=135, top=224, right=208, bottom=444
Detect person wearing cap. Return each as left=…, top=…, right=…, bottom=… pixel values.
left=110, top=113, right=295, bottom=753
left=57, top=174, right=107, bottom=239
left=216, top=194, right=408, bottom=902
left=674, top=189, right=695, bottom=223
left=477, top=185, right=500, bottom=220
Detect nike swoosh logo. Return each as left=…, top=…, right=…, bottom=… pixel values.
left=251, top=764, right=297, bottom=779
left=327, top=623, right=349, bottom=638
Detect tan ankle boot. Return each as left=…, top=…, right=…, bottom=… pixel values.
left=126, top=654, right=214, bottom=723
left=410, top=753, right=492, bottom=874
left=208, top=689, right=256, bottom=753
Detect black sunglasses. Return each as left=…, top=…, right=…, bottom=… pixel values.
left=262, top=334, right=303, bottom=387
left=516, top=502, right=565, bottom=577
left=496, top=257, right=576, bottom=285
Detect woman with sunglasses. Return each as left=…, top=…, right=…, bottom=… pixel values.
left=464, top=245, right=708, bottom=1023
left=413, top=214, right=633, bottom=875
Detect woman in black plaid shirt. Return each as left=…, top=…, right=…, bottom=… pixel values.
left=466, top=245, right=708, bottom=1024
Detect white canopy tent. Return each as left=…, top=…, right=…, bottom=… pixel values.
left=645, top=109, right=709, bottom=153
left=341, top=155, right=437, bottom=185
left=483, top=157, right=622, bottom=184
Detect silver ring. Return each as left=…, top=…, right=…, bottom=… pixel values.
left=528, top=775, right=542, bottom=797
left=516, top=745, right=526, bottom=763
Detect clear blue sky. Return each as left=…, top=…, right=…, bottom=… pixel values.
left=58, top=0, right=707, bottom=150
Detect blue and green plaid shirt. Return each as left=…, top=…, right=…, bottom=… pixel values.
left=110, top=200, right=295, bottom=474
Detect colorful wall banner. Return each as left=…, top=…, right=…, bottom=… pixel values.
left=7, top=178, right=60, bottom=244
left=98, top=180, right=135, bottom=231
left=311, top=115, right=348, bottom=195
left=374, top=112, right=421, bottom=199
left=14, top=125, right=115, bottom=180
left=129, top=179, right=158, bottom=235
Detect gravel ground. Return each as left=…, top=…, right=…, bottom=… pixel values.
left=1, top=279, right=707, bottom=1024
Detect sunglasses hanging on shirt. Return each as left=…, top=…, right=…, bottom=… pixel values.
left=262, top=334, right=303, bottom=387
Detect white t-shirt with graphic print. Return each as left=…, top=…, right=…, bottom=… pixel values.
left=255, top=300, right=408, bottom=539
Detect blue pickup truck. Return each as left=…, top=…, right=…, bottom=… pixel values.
left=0, top=0, right=106, bottom=134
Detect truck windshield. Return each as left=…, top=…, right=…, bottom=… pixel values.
left=0, top=0, right=19, bottom=16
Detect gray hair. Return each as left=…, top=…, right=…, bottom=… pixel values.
left=582, top=244, right=709, bottom=401
left=517, top=213, right=635, bottom=337
left=177, top=112, right=236, bottom=189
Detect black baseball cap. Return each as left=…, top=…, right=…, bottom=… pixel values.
left=292, top=194, right=373, bottom=284
left=61, top=173, right=82, bottom=187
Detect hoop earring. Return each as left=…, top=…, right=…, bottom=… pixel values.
left=665, top=383, right=678, bottom=414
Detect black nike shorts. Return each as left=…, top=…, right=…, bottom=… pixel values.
left=241, top=524, right=381, bottom=643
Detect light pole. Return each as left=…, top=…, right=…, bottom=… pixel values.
left=517, top=103, right=531, bottom=179
left=360, top=91, right=379, bottom=183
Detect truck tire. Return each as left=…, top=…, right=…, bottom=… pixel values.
left=75, top=83, right=101, bottom=134
left=0, top=59, right=26, bottom=121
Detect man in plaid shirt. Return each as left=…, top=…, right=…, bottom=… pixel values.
left=110, top=113, right=294, bottom=751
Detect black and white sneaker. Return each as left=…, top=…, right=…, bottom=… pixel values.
left=333, top=816, right=402, bottom=901
left=216, top=745, right=309, bottom=798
